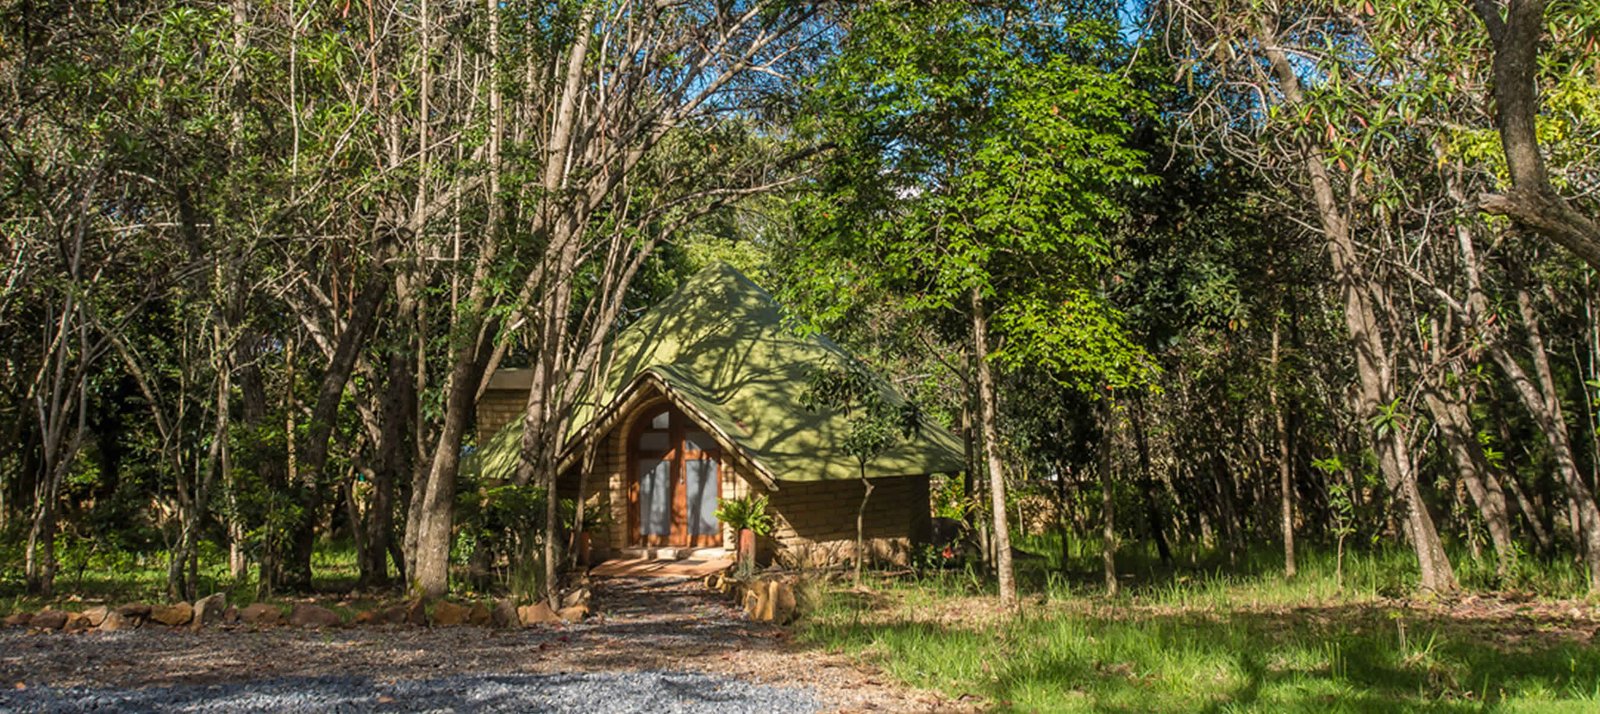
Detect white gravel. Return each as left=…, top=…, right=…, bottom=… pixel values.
left=0, top=670, right=822, bottom=713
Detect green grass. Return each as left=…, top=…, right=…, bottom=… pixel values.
left=800, top=546, right=1600, bottom=712
left=0, top=539, right=364, bottom=614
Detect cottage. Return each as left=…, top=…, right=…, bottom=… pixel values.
left=475, top=263, right=964, bottom=567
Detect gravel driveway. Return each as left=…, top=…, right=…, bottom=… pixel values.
left=0, top=671, right=816, bottom=713
left=0, top=576, right=945, bottom=713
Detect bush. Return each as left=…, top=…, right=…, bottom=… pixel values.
left=715, top=495, right=774, bottom=536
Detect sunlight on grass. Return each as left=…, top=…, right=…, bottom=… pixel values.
left=801, top=547, right=1600, bottom=713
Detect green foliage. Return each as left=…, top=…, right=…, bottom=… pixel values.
left=564, top=498, right=613, bottom=532
left=714, top=495, right=775, bottom=537
left=930, top=476, right=977, bottom=521
left=801, top=360, right=923, bottom=466
left=792, top=0, right=1154, bottom=394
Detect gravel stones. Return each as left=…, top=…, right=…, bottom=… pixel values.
left=0, top=576, right=925, bottom=713
left=432, top=600, right=470, bottom=626
left=0, top=671, right=823, bottom=713
left=30, top=610, right=67, bottom=630
left=288, top=604, right=342, bottom=628
left=517, top=602, right=561, bottom=626
left=149, top=602, right=193, bottom=627
left=97, top=610, right=133, bottom=632
left=491, top=599, right=518, bottom=628
left=239, top=603, right=282, bottom=626
left=192, top=593, right=227, bottom=631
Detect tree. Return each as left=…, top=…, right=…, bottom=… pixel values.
left=802, top=360, right=923, bottom=585
left=794, top=0, right=1152, bottom=605
left=1466, top=0, right=1600, bottom=270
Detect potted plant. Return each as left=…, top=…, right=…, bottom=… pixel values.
left=715, top=494, right=774, bottom=571
left=561, top=499, right=613, bottom=567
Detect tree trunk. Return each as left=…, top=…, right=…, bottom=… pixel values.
left=24, top=474, right=58, bottom=597
left=359, top=349, right=410, bottom=589
left=855, top=465, right=875, bottom=586
left=1468, top=0, right=1600, bottom=270
left=970, top=287, right=1016, bottom=606
left=1420, top=385, right=1516, bottom=577
left=412, top=335, right=491, bottom=598
left=1100, top=400, right=1118, bottom=596
left=1508, top=283, right=1600, bottom=588
left=276, top=275, right=388, bottom=590
left=1129, top=400, right=1171, bottom=565
left=1262, top=32, right=1457, bottom=593
left=1271, top=313, right=1296, bottom=577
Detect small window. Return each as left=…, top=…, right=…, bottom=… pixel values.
left=638, top=432, right=670, bottom=452
left=650, top=411, right=670, bottom=430
left=684, top=431, right=715, bottom=452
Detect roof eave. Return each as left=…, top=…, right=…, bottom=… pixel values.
left=557, top=370, right=782, bottom=492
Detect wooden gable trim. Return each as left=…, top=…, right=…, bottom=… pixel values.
left=558, top=370, right=780, bottom=492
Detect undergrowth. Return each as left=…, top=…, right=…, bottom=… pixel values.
left=801, top=543, right=1600, bottom=712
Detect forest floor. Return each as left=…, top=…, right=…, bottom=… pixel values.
left=799, top=549, right=1600, bottom=713
left=0, top=575, right=955, bottom=713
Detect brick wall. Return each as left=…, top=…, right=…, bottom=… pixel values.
left=759, top=475, right=931, bottom=568
left=476, top=389, right=525, bottom=445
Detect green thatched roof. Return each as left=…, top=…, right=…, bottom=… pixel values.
left=477, top=262, right=966, bottom=485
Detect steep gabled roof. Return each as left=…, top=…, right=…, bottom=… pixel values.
left=481, top=262, right=966, bottom=484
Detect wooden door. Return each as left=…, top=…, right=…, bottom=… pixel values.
left=629, top=405, right=722, bottom=548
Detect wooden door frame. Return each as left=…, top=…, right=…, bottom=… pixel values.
left=626, top=401, right=723, bottom=548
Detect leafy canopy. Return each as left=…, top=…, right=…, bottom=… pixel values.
left=793, top=0, right=1154, bottom=392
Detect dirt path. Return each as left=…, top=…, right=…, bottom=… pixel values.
left=0, top=576, right=950, bottom=713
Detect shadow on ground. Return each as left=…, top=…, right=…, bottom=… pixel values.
left=799, top=593, right=1600, bottom=712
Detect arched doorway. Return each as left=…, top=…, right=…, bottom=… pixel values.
left=629, top=403, right=722, bottom=548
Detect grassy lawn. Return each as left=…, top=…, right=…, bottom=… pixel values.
left=799, top=545, right=1600, bottom=712
left=0, top=540, right=364, bottom=614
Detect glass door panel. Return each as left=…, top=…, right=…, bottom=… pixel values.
left=685, top=459, right=719, bottom=537
left=638, top=459, right=672, bottom=539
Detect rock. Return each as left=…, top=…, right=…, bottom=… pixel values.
left=288, top=604, right=342, bottom=628
left=64, top=611, right=94, bottom=632
left=771, top=580, right=797, bottom=624
left=3, top=613, right=32, bottom=628
left=149, top=602, right=193, bottom=627
left=81, top=606, right=109, bottom=628
left=705, top=573, right=733, bottom=594
left=741, top=576, right=797, bottom=623
left=191, top=593, right=227, bottom=631
left=741, top=583, right=766, bottom=620
left=404, top=599, right=428, bottom=626
left=116, top=603, right=152, bottom=618
left=516, top=602, right=561, bottom=627
left=557, top=604, right=587, bottom=623
left=490, top=599, right=518, bottom=629
left=560, top=587, right=590, bottom=609
left=97, top=610, right=133, bottom=632
left=467, top=603, right=492, bottom=627
left=31, top=610, right=67, bottom=630
left=372, top=604, right=408, bottom=625
left=221, top=606, right=240, bottom=625
left=432, top=600, right=470, bottom=626
left=239, top=603, right=282, bottom=626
